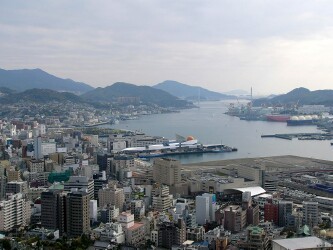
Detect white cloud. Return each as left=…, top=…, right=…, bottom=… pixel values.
left=1, top=0, right=333, bottom=94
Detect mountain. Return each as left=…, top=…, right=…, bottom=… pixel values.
left=82, top=82, right=192, bottom=108
left=0, top=68, right=94, bottom=94
left=0, top=87, right=16, bottom=95
left=253, top=87, right=333, bottom=106
left=153, top=80, right=234, bottom=101
left=0, top=88, right=84, bottom=104
left=222, top=89, right=249, bottom=96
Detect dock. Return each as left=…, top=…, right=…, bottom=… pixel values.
left=261, top=133, right=333, bottom=141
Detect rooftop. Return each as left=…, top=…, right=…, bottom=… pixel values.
left=273, top=236, right=332, bottom=249
left=128, top=222, right=144, bottom=231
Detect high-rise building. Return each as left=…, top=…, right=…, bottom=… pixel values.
left=93, top=172, right=107, bottom=201
left=66, top=191, right=90, bottom=238
left=33, top=136, right=43, bottom=160
left=0, top=174, right=7, bottom=200
left=264, top=200, right=279, bottom=225
left=6, top=181, right=28, bottom=195
left=64, top=176, right=94, bottom=200
left=110, top=155, right=134, bottom=181
left=224, top=205, right=247, bottom=233
left=196, top=195, right=210, bottom=225
left=303, top=201, right=319, bottom=227
left=41, top=190, right=67, bottom=236
left=278, top=201, right=293, bottom=227
left=0, top=193, right=27, bottom=232
left=153, top=158, right=181, bottom=186
left=196, top=193, right=216, bottom=225
left=97, top=153, right=112, bottom=172
left=152, top=184, right=172, bottom=212
left=98, top=184, right=124, bottom=209
left=158, top=219, right=186, bottom=249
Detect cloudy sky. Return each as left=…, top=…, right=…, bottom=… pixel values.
left=1, top=1, right=333, bottom=94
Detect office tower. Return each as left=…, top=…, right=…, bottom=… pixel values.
left=153, top=158, right=181, bottom=186
left=66, top=191, right=90, bottom=238
left=196, top=195, right=210, bottom=225
left=98, top=184, right=125, bottom=209
left=41, top=190, right=67, bottom=236
left=278, top=200, right=293, bottom=227
left=303, top=201, right=319, bottom=227
left=33, top=136, right=43, bottom=160
left=97, top=153, right=112, bottom=172
left=64, top=176, right=94, bottom=200
left=196, top=193, right=216, bottom=225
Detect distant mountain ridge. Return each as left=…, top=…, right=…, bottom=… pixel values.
left=0, top=88, right=84, bottom=104
left=222, top=89, right=249, bottom=96
left=0, top=68, right=94, bottom=94
left=154, top=80, right=235, bottom=100
left=82, top=82, right=192, bottom=108
left=253, top=87, right=333, bottom=106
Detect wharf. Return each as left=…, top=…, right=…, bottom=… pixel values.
left=261, top=132, right=333, bottom=140
left=138, top=145, right=237, bottom=159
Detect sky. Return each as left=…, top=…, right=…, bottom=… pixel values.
left=1, top=1, right=333, bottom=95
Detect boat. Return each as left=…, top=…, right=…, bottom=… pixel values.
left=287, top=115, right=319, bottom=126
left=266, top=114, right=290, bottom=122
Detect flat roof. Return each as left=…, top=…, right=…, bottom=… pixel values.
left=273, top=236, right=332, bottom=249
left=128, top=222, right=144, bottom=231
left=231, top=186, right=266, bottom=197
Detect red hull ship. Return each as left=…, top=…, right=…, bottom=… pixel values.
left=266, top=114, right=290, bottom=122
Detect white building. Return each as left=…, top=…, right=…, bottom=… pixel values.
left=202, top=193, right=216, bottom=222
left=118, top=212, right=134, bottom=230
left=195, top=193, right=216, bottom=225
left=196, top=195, right=210, bottom=225
left=90, top=200, right=98, bottom=223
left=0, top=193, right=28, bottom=232
left=41, top=143, right=56, bottom=156
left=92, top=222, right=125, bottom=244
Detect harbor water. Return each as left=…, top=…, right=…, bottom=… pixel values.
left=106, top=101, right=333, bottom=164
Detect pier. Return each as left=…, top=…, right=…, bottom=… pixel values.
left=261, top=132, right=333, bottom=140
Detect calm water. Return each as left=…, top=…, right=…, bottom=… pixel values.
left=108, top=101, right=333, bottom=164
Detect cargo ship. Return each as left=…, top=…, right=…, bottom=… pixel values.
left=266, top=114, right=290, bottom=122
left=287, top=115, right=319, bottom=126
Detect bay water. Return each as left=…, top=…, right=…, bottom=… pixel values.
left=108, top=101, right=333, bottom=164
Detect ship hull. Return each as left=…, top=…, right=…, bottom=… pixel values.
left=266, top=115, right=290, bottom=122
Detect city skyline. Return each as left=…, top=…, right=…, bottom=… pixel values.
left=1, top=1, right=333, bottom=94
